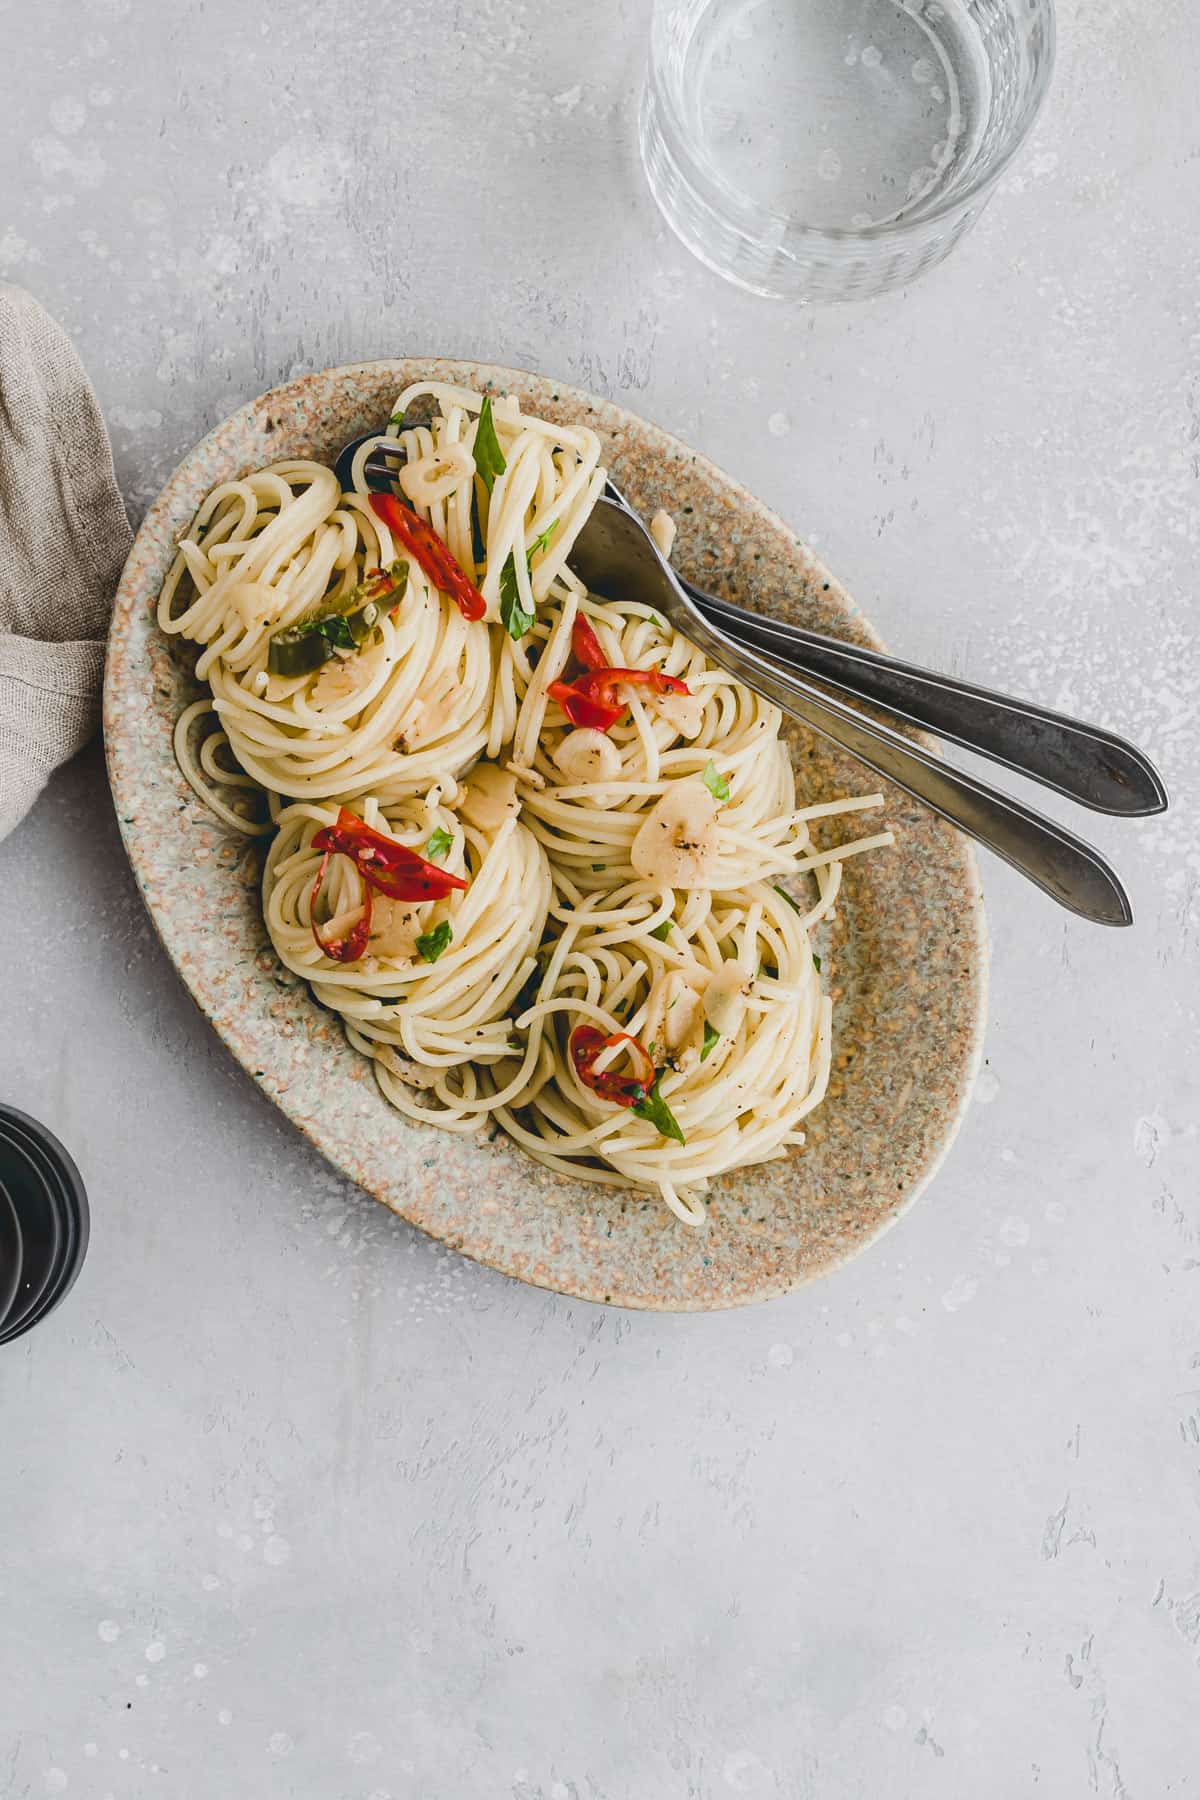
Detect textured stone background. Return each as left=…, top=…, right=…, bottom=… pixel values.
left=1, top=1, right=1197, bottom=1795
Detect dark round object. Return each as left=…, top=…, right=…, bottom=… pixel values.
left=0, top=1106, right=89, bottom=1344
left=0, top=1127, right=63, bottom=1340
left=0, top=1178, right=22, bottom=1328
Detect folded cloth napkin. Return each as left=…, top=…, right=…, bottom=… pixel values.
left=0, top=284, right=132, bottom=841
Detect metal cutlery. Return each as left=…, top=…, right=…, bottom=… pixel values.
left=350, top=435, right=1165, bottom=926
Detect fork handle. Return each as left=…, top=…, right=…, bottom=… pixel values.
left=678, top=607, right=1133, bottom=927
left=685, top=584, right=1166, bottom=818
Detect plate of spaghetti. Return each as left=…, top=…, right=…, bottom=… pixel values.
left=104, top=360, right=986, bottom=1308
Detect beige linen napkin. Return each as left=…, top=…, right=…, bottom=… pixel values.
left=0, top=283, right=132, bottom=840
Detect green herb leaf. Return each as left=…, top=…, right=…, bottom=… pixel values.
left=527, top=518, right=558, bottom=561
left=500, top=553, right=535, bottom=640
left=425, top=827, right=453, bottom=862
left=632, top=1076, right=686, bottom=1145
left=319, top=613, right=358, bottom=651
left=701, top=1021, right=720, bottom=1062
left=388, top=410, right=408, bottom=433
left=702, top=760, right=730, bottom=801
left=649, top=919, right=672, bottom=942
left=474, top=395, right=507, bottom=494
left=470, top=489, right=487, bottom=567
left=773, top=882, right=803, bottom=915
left=812, top=952, right=822, bottom=973
left=416, top=919, right=453, bottom=963
left=591, top=863, right=605, bottom=872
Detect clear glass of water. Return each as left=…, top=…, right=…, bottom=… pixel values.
left=639, top=0, right=1055, bottom=302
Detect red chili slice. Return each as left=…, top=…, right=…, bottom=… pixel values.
left=569, top=1024, right=656, bottom=1107
left=571, top=612, right=607, bottom=671
left=309, top=808, right=468, bottom=961
left=369, top=491, right=486, bottom=622
left=312, top=808, right=469, bottom=903
left=546, top=679, right=625, bottom=731
left=548, top=665, right=691, bottom=733
left=309, top=852, right=374, bottom=963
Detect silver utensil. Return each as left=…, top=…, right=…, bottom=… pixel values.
left=600, top=481, right=1166, bottom=820
left=569, top=496, right=1135, bottom=928
left=682, top=583, right=1165, bottom=817
left=349, top=435, right=1142, bottom=925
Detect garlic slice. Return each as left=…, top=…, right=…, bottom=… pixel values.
left=653, top=687, right=705, bottom=740
left=310, top=654, right=373, bottom=710
left=702, top=963, right=753, bottom=1038
left=398, top=441, right=476, bottom=507
left=630, top=780, right=719, bottom=888
left=641, top=970, right=706, bottom=1071
left=552, top=728, right=622, bottom=784
left=368, top=895, right=427, bottom=961
left=460, top=762, right=520, bottom=831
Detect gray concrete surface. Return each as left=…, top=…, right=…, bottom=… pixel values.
left=1, top=2, right=1198, bottom=1795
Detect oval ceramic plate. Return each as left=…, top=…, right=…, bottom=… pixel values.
left=104, top=359, right=986, bottom=1309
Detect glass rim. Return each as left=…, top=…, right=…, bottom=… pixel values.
left=648, top=0, right=1057, bottom=250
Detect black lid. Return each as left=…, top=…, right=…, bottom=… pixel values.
left=0, top=1106, right=89, bottom=1344
left=0, top=1178, right=21, bottom=1326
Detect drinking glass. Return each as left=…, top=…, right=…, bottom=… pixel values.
left=639, top=0, right=1056, bottom=301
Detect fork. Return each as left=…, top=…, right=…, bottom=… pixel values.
left=351, top=436, right=1154, bottom=926
left=569, top=495, right=1139, bottom=927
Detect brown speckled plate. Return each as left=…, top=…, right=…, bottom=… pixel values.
left=104, top=360, right=987, bottom=1309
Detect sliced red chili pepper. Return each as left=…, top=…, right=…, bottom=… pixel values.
left=571, top=612, right=608, bottom=671
left=369, top=491, right=486, bottom=622
left=578, top=667, right=691, bottom=702
left=312, top=807, right=469, bottom=903
left=548, top=664, right=691, bottom=733
left=309, top=851, right=374, bottom=963
left=547, top=678, right=625, bottom=732
left=569, top=1024, right=656, bottom=1107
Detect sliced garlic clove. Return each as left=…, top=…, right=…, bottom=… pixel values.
left=653, top=687, right=705, bottom=740
left=369, top=896, right=424, bottom=960
left=551, top=728, right=622, bottom=784
left=460, top=761, right=520, bottom=832
left=310, top=654, right=373, bottom=710
left=398, top=440, right=476, bottom=508
left=630, top=780, right=719, bottom=888
left=642, top=970, right=706, bottom=1071
left=702, top=962, right=753, bottom=1038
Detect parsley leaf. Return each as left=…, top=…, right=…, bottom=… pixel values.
left=474, top=395, right=507, bottom=493
left=701, top=1021, right=720, bottom=1062
left=702, top=761, right=730, bottom=801
left=415, top=920, right=453, bottom=963
left=773, top=882, right=803, bottom=914
left=500, top=553, right=535, bottom=640
left=649, top=919, right=672, bottom=941
left=388, top=410, right=409, bottom=433
left=812, top=952, right=822, bottom=973
left=470, top=490, right=487, bottom=567
left=632, top=1077, right=686, bottom=1145
left=527, top=518, right=558, bottom=560
left=425, top=827, right=453, bottom=862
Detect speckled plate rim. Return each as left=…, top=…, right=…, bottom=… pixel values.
left=104, top=358, right=988, bottom=1311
